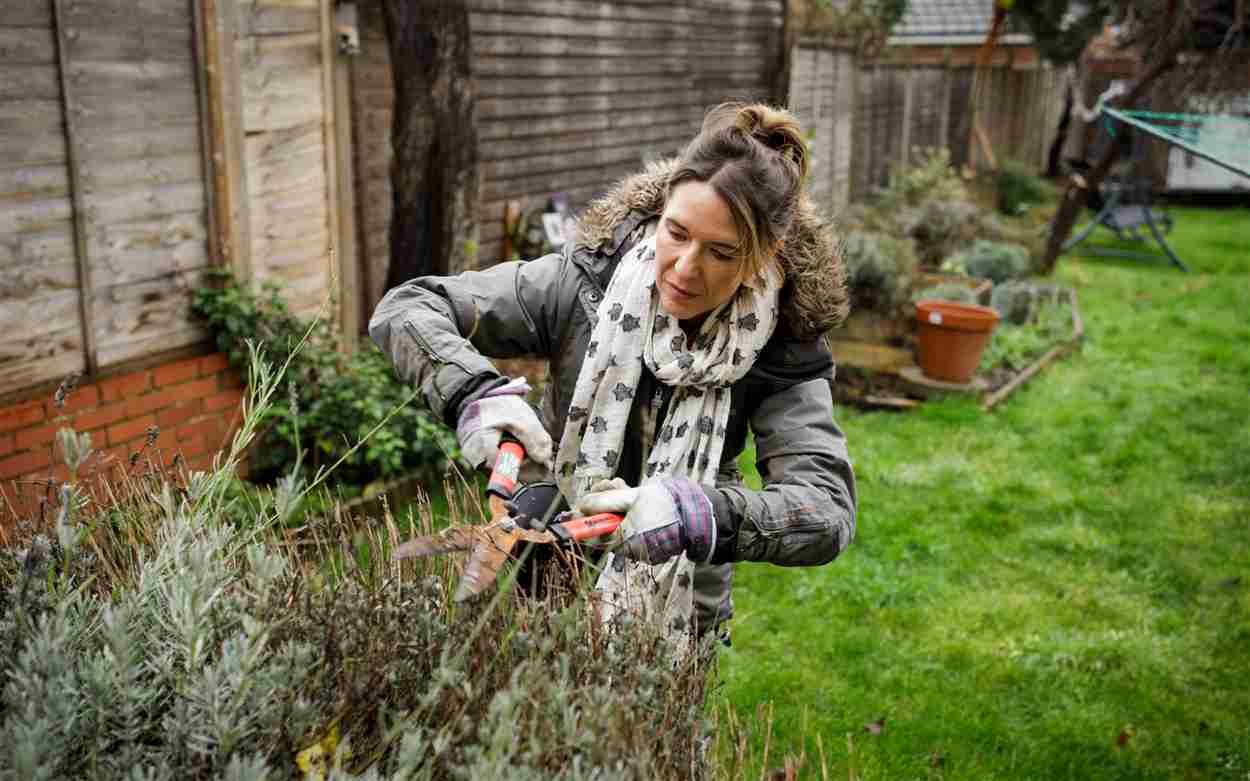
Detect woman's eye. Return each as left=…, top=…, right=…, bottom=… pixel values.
left=711, top=249, right=736, bottom=262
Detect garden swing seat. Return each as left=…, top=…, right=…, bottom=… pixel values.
left=1062, top=106, right=1250, bottom=272
left=1061, top=115, right=1187, bottom=271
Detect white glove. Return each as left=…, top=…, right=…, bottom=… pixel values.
left=575, top=477, right=716, bottom=564
left=456, top=377, right=552, bottom=477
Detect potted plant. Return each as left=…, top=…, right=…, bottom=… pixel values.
left=913, top=299, right=1000, bottom=384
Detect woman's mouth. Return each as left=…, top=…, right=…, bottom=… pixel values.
left=666, top=280, right=697, bottom=300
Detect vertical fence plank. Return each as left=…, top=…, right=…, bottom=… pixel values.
left=200, top=0, right=251, bottom=278
left=51, top=0, right=98, bottom=376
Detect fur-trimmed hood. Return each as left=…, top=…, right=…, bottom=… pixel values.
left=574, top=158, right=848, bottom=341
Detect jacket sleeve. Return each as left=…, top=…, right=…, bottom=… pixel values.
left=368, top=251, right=571, bottom=424
left=705, top=372, right=857, bottom=567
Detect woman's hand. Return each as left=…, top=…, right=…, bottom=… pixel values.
left=456, top=377, right=552, bottom=477
left=575, top=477, right=716, bottom=564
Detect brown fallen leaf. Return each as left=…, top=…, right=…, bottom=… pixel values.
left=1116, top=725, right=1136, bottom=746
left=864, top=717, right=886, bottom=735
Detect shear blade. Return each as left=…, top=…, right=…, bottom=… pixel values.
left=392, top=527, right=478, bottom=560
left=455, top=524, right=522, bottom=601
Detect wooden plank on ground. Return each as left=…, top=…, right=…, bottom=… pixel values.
left=828, top=340, right=915, bottom=373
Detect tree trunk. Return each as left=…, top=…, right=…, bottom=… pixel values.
left=381, top=0, right=479, bottom=292
left=1038, top=23, right=1186, bottom=274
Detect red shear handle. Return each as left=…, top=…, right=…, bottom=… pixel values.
left=487, top=434, right=525, bottom=500
left=555, top=513, right=623, bottom=541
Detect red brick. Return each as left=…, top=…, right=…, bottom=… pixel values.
left=0, top=432, right=12, bottom=457
left=153, top=357, right=202, bottom=387
left=220, top=369, right=245, bottom=390
left=0, top=448, right=52, bottom=480
left=204, top=389, right=245, bottom=413
left=72, top=403, right=128, bottom=432
left=199, top=353, right=231, bottom=375
left=176, top=418, right=221, bottom=445
left=166, top=377, right=219, bottom=405
left=98, top=370, right=151, bottom=403
left=107, top=414, right=157, bottom=447
left=1, top=399, right=46, bottom=433
left=156, top=401, right=201, bottom=429
left=15, top=423, right=59, bottom=451
left=124, top=390, right=176, bottom=418
left=52, top=385, right=99, bottom=415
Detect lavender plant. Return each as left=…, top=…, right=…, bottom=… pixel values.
left=0, top=343, right=715, bottom=780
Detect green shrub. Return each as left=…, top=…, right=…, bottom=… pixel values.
left=0, top=348, right=715, bottom=780
left=875, top=147, right=968, bottom=211
left=990, top=279, right=1044, bottom=325
left=995, top=160, right=1055, bottom=216
left=980, top=289, right=1073, bottom=372
left=193, top=269, right=457, bottom=486
left=942, top=240, right=1031, bottom=284
left=912, top=282, right=978, bottom=305
left=840, top=230, right=919, bottom=315
left=905, top=199, right=982, bottom=266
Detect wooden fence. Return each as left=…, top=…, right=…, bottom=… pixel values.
left=349, top=0, right=786, bottom=317
left=791, top=42, right=1067, bottom=216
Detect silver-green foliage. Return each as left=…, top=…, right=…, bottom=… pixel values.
left=1, top=343, right=710, bottom=780
left=841, top=230, right=919, bottom=314
left=943, top=240, right=1032, bottom=284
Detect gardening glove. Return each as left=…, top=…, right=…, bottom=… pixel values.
left=456, top=377, right=553, bottom=480
left=574, top=477, right=716, bottom=566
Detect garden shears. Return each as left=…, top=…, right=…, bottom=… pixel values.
left=392, top=435, right=622, bottom=601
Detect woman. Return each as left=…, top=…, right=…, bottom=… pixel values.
left=370, top=103, right=856, bottom=638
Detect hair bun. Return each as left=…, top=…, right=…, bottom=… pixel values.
left=732, top=104, right=808, bottom=180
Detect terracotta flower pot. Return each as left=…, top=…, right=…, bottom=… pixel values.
left=913, top=300, right=1000, bottom=384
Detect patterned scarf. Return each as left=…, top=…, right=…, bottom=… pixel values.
left=555, top=235, right=781, bottom=635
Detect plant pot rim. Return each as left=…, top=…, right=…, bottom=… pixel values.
left=914, top=299, right=1000, bottom=332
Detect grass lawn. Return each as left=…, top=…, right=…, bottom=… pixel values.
left=717, top=206, right=1250, bottom=779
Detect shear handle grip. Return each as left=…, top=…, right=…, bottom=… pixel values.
left=553, top=513, right=623, bottom=542
left=487, top=433, right=525, bottom=500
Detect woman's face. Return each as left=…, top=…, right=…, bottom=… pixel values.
left=655, top=180, right=748, bottom=324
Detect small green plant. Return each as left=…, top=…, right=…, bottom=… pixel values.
left=980, top=290, right=1072, bottom=372
left=840, top=230, right=919, bottom=315
left=876, top=147, right=969, bottom=212
left=905, top=198, right=982, bottom=266
left=995, top=159, right=1055, bottom=216
left=942, top=239, right=1032, bottom=284
left=912, top=281, right=978, bottom=305
left=192, top=269, right=457, bottom=486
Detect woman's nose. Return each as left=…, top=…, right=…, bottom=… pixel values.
left=673, top=247, right=700, bottom=280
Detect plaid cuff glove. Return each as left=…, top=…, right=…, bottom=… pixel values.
left=575, top=477, right=716, bottom=565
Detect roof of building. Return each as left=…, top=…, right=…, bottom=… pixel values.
left=890, top=0, right=1030, bottom=44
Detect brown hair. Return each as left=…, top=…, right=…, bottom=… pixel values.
left=666, top=103, right=809, bottom=282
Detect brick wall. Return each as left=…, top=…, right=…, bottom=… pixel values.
left=1, top=353, right=244, bottom=525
